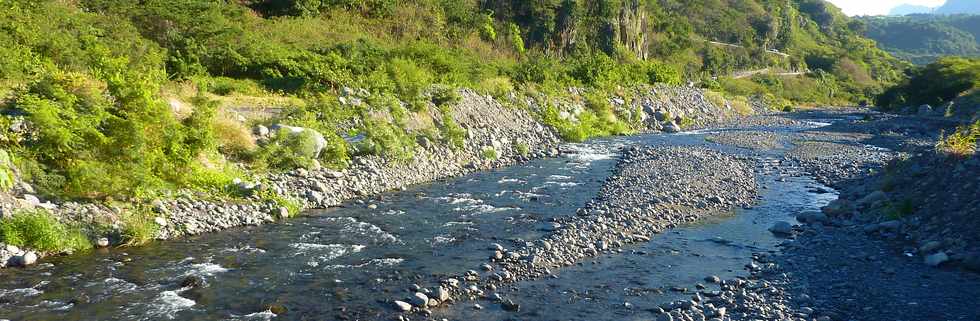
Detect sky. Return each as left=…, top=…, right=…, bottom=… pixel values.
left=826, top=0, right=947, bottom=16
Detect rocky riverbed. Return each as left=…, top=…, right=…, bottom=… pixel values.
left=1, top=106, right=977, bottom=321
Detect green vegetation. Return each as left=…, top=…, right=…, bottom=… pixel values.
left=0, top=149, right=14, bottom=191
left=0, top=0, right=907, bottom=204
left=859, top=14, right=980, bottom=65
left=0, top=209, right=92, bottom=253
left=883, top=199, right=917, bottom=219
left=936, top=120, right=980, bottom=157
left=876, top=57, right=980, bottom=109
left=119, top=207, right=159, bottom=246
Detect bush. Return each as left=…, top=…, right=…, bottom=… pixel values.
left=0, top=209, right=91, bottom=253
left=481, top=147, right=498, bottom=160
left=0, top=149, right=14, bottom=191
left=119, top=207, right=158, bottom=246
left=438, top=106, right=467, bottom=150
left=213, top=114, right=258, bottom=156
left=936, top=121, right=979, bottom=157
left=253, top=128, right=323, bottom=170
left=256, top=189, right=302, bottom=217
left=878, top=57, right=980, bottom=108
left=514, top=142, right=530, bottom=156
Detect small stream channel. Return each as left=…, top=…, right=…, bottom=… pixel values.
left=0, top=121, right=838, bottom=321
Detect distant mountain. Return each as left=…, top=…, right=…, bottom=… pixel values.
left=889, top=4, right=935, bottom=16
left=935, top=0, right=980, bottom=14
left=859, top=14, right=980, bottom=64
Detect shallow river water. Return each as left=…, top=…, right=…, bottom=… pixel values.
left=0, top=122, right=837, bottom=321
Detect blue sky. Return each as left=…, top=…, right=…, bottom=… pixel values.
left=826, top=0, right=946, bottom=16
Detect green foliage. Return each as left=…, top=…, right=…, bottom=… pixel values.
left=0, top=149, right=14, bottom=191
left=481, top=147, right=498, bottom=160
left=936, top=120, right=980, bottom=157
left=387, top=58, right=434, bottom=111
left=356, top=117, right=415, bottom=161
left=0, top=0, right=913, bottom=204
left=0, top=209, right=92, bottom=253
left=256, top=189, right=302, bottom=217
left=514, top=142, right=530, bottom=157
left=883, top=199, right=917, bottom=219
left=431, top=86, right=462, bottom=107
left=253, top=128, right=322, bottom=170
left=480, top=12, right=497, bottom=42
left=508, top=23, right=526, bottom=56
left=877, top=57, right=979, bottom=108
left=438, top=106, right=467, bottom=150
left=119, top=207, right=158, bottom=246
left=859, top=15, right=980, bottom=65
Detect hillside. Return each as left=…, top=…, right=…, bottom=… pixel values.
left=0, top=0, right=903, bottom=211
left=935, top=0, right=980, bottom=15
left=859, top=14, right=980, bottom=64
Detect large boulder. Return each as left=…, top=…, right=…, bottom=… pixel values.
left=663, top=121, right=681, bottom=133
left=270, top=124, right=329, bottom=158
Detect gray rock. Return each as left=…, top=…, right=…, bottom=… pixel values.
left=411, top=292, right=429, bottom=307
left=275, top=207, right=290, bottom=219
left=797, top=212, right=828, bottom=224
left=21, top=194, right=40, bottom=207
left=664, top=122, right=682, bottom=133
left=768, top=221, right=794, bottom=235
left=12, top=251, right=37, bottom=267
left=436, top=286, right=450, bottom=302
left=254, top=125, right=269, bottom=137
left=877, top=220, right=902, bottom=232
left=918, top=241, right=942, bottom=254
left=924, top=252, right=949, bottom=267
left=96, top=237, right=110, bottom=247
left=269, top=124, right=329, bottom=158
left=857, top=190, right=887, bottom=208
left=153, top=217, right=168, bottom=227
left=393, top=300, right=412, bottom=312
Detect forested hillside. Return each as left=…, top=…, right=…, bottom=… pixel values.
left=0, top=0, right=904, bottom=202
left=859, top=14, right=980, bottom=64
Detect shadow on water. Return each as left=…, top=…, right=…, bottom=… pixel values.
left=0, top=120, right=839, bottom=320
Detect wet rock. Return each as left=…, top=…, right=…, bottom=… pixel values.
left=857, top=191, right=887, bottom=208
left=769, top=221, right=794, bottom=236
left=96, top=237, right=110, bottom=247
left=705, top=275, right=721, bottom=284
left=411, top=292, right=429, bottom=307
left=924, top=252, right=949, bottom=267
left=501, top=299, right=520, bottom=312
left=265, top=303, right=288, bottom=315
left=436, top=286, right=450, bottom=302
left=918, top=241, right=942, bottom=254
left=393, top=301, right=412, bottom=312
left=10, top=251, right=37, bottom=267
left=797, top=212, right=828, bottom=224
left=180, top=275, right=204, bottom=288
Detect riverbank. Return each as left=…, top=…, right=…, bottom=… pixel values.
left=0, top=85, right=741, bottom=269
left=640, top=110, right=980, bottom=321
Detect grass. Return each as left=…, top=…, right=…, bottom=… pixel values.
left=119, top=207, right=159, bottom=246
left=514, top=142, right=530, bottom=157
left=883, top=199, right=917, bottom=220
left=481, top=147, right=498, bottom=160
left=256, top=190, right=302, bottom=218
left=0, top=209, right=92, bottom=253
left=936, top=121, right=980, bottom=157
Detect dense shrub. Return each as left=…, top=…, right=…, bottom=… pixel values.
left=877, top=57, right=980, bottom=108
left=0, top=209, right=91, bottom=253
